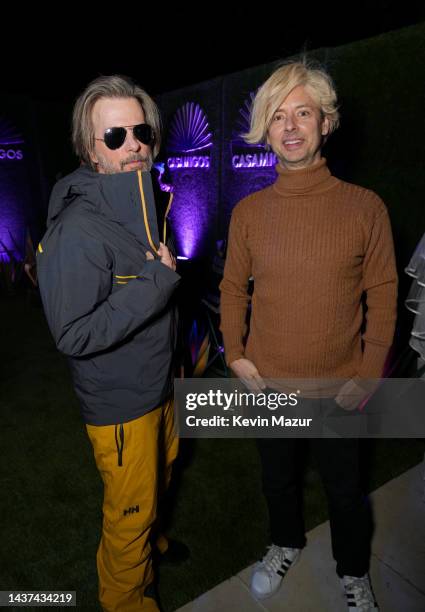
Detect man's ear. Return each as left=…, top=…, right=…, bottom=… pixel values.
left=321, top=116, right=330, bottom=137
left=89, top=148, right=99, bottom=165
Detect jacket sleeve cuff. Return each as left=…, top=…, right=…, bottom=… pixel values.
left=140, top=259, right=181, bottom=284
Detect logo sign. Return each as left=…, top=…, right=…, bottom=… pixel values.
left=167, top=102, right=212, bottom=170
left=123, top=505, right=139, bottom=516
left=232, top=150, right=277, bottom=169
left=0, top=148, right=23, bottom=161
left=231, top=92, right=277, bottom=170
left=0, top=117, right=24, bottom=161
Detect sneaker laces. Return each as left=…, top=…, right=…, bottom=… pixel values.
left=260, top=544, right=294, bottom=574
left=343, top=575, right=377, bottom=609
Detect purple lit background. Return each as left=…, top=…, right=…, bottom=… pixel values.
left=0, top=119, right=28, bottom=262
left=0, top=166, right=31, bottom=262
left=157, top=73, right=280, bottom=259
left=160, top=96, right=220, bottom=260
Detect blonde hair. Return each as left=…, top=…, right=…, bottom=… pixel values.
left=72, top=75, right=162, bottom=168
left=243, top=60, right=340, bottom=144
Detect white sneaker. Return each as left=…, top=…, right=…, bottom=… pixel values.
left=341, top=574, right=379, bottom=611
left=251, top=544, right=300, bottom=600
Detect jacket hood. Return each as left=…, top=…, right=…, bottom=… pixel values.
left=47, top=165, right=98, bottom=225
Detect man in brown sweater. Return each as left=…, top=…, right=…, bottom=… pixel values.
left=220, top=61, right=397, bottom=611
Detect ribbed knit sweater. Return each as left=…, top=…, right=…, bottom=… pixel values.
left=219, top=158, right=398, bottom=381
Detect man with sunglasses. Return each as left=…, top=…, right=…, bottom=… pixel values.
left=37, top=75, right=184, bottom=612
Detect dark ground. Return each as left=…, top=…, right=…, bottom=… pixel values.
left=0, top=293, right=423, bottom=610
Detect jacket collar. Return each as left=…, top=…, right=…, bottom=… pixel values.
left=48, top=166, right=172, bottom=254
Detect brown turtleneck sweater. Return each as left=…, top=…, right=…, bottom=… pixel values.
left=219, top=158, right=398, bottom=381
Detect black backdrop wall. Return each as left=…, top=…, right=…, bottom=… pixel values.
left=1, top=23, right=423, bottom=346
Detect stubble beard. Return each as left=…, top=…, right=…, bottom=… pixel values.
left=96, top=151, right=153, bottom=174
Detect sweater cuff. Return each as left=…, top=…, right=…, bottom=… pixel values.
left=224, top=348, right=245, bottom=367
left=357, top=341, right=391, bottom=379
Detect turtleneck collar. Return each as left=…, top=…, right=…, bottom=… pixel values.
left=273, top=157, right=338, bottom=197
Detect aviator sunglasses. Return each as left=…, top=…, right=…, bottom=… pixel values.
left=95, top=123, right=154, bottom=150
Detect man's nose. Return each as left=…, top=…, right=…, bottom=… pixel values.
left=283, top=114, right=296, bottom=131
left=125, top=129, right=142, bottom=150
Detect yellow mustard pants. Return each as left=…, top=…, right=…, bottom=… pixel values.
left=86, top=398, right=178, bottom=612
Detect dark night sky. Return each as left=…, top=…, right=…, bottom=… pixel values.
left=3, top=6, right=424, bottom=102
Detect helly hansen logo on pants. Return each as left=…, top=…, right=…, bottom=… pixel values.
left=123, top=505, right=139, bottom=516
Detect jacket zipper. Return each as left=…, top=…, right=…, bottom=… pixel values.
left=136, top=171, right=174, bottom=248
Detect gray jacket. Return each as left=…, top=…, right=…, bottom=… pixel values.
left=37, top=166, right=180, bottom=425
